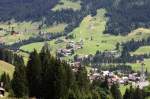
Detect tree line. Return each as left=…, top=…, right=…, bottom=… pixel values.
left=122, top=37, right=150, bottom=52
left=104, top=0, right=150, bottom=35
left=0, top=48, right=24, bottom=65
left=79, top=49, right=146, bottom=67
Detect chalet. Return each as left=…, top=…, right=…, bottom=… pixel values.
left=0, top=82, right=5, bottom=97
left=57, top=48, right=73, bottom=57
left=75, top=55, right=88, bottom=62
left=69, top=41, right=74, bottom=44
left=67, top=41, right=82, bottom=50
left=0, top=87, right=4, bottom=97
left=11, top=31, right=19, bottom=35
left=102, top=71, right=110, bottom=76
left=103, top=50, right=121, bottom=58
left=55, top=39, right=64, bottom=44
left=0, top=28, right=3, bottom=31
left=66, top=43, right=75, bottom=49
left=69, top=62, right=82, bottom=72
left=89, top=73, right=101, bottom=82
left=128, top=73, right=140, bottom=82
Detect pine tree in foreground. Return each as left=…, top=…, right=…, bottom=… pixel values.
left=110, top=84, right=122, bottom=99
left=11, top=61, right=28, bottom=98
left=26, top=49, right=42, bottom=98
left=123, top=86, right=145, bottom=99
left=0, top=72, right=11, bottom=92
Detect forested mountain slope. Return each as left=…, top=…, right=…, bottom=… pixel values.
left=0, top=0, right=59, bottom=21
left=105, top=0, right=150, bottom=35
left=0, top=0, right=150, bottom=35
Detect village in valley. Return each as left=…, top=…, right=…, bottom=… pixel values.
left=55, top=36, right=150, bottom=93
left=1, top=1, right=150, bottom=98
left=1, top=20, right=150, bottom=98
left=69, top=53, right=149, bottom=87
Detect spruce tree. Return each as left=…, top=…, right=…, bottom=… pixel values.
left=134, top=86, right=144, bottom=99
left=26, top=49, right=42, bottom=98
left=75, top=66, right=92, bottom=99
left=110, top=84, right=122, bottom=99
left=123, top=88, right=130, bottom=99
left=11, top=62, right=28, bottom=98
left=128, top=86, right=135, bottom=99
left=76, top=66, right=90, bottom=91
left=39, top=44, right=52, bottom=98
left=0, top=72, right=11, bottom=92
left=62, top=61, right=75, bottom=90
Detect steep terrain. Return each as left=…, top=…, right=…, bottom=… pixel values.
left=105, top=0, right=150, bottom=35
left=1, top=0, right=150, bottom=35
left=0, top=60, right=14, bottom=78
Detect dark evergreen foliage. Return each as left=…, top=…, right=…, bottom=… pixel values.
left=0, top=72, right=11, bottom=92
left=0, top=48, right=24, bottom=66
left=123, top=86, right=145, bottom=99
left=110, top=84, right=122, bottom=99
left=11, top=60, right=28, bottom=98
left=26, top=49, right=42, bottom=98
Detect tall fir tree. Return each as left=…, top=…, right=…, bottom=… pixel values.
left=76, top=66, right=90, bottom=91
left=39, top=43, right=52, bottom=98
left=75, top=66, right=92, bottom=99
left=11, top=61, right=28, bottom=98
left=0, top=72, right=11, bottom=92
left=133, top=86, right=144, bottom=99
left=110, top=84, right=122, bottom=99
left=123, top=88, right=130, bottom=99
left=26, top=49, right=42, bottom=98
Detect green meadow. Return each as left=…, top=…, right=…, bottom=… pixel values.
left=52, top=0, right=81, bottom=11
left=20, top=9, right=150, bottom=57
left=20, top=38, right=66, bottom=55
left=0, top=21, right=67, bottom=45
left=128, top=59, right=150, bottom=72
left=132, top=46, right=150, bottom=55
left=42, top=23, right=67, bottom=33
left=0, top=60, right=14, bottom=78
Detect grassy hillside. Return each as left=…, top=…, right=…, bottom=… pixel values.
left=20, top=38, right=66, bottom=55
left=43, top=23, right=68, bottom=33
left=19, top=8, right=150, bottom=57
left=0, top=60, right=15, bottom=78
left=52, top=0, right=81, bottom=11
left=0, top=22, right=67, bottom=45
left=129, top=59, right=150, bottom=72
left=132, top=46, right=150, bottom=55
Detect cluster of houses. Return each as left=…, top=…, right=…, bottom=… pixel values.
left=57, top=40, right=83, bottom=57
left=57, top=48, right=74, bottom=57
left=88, top=67, right=149, bottom=87
left=69, top=62, right=82, bottom=72
left=68, top=55, right=149, bottom=89
left=68, top=60, right=145, bottom=87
